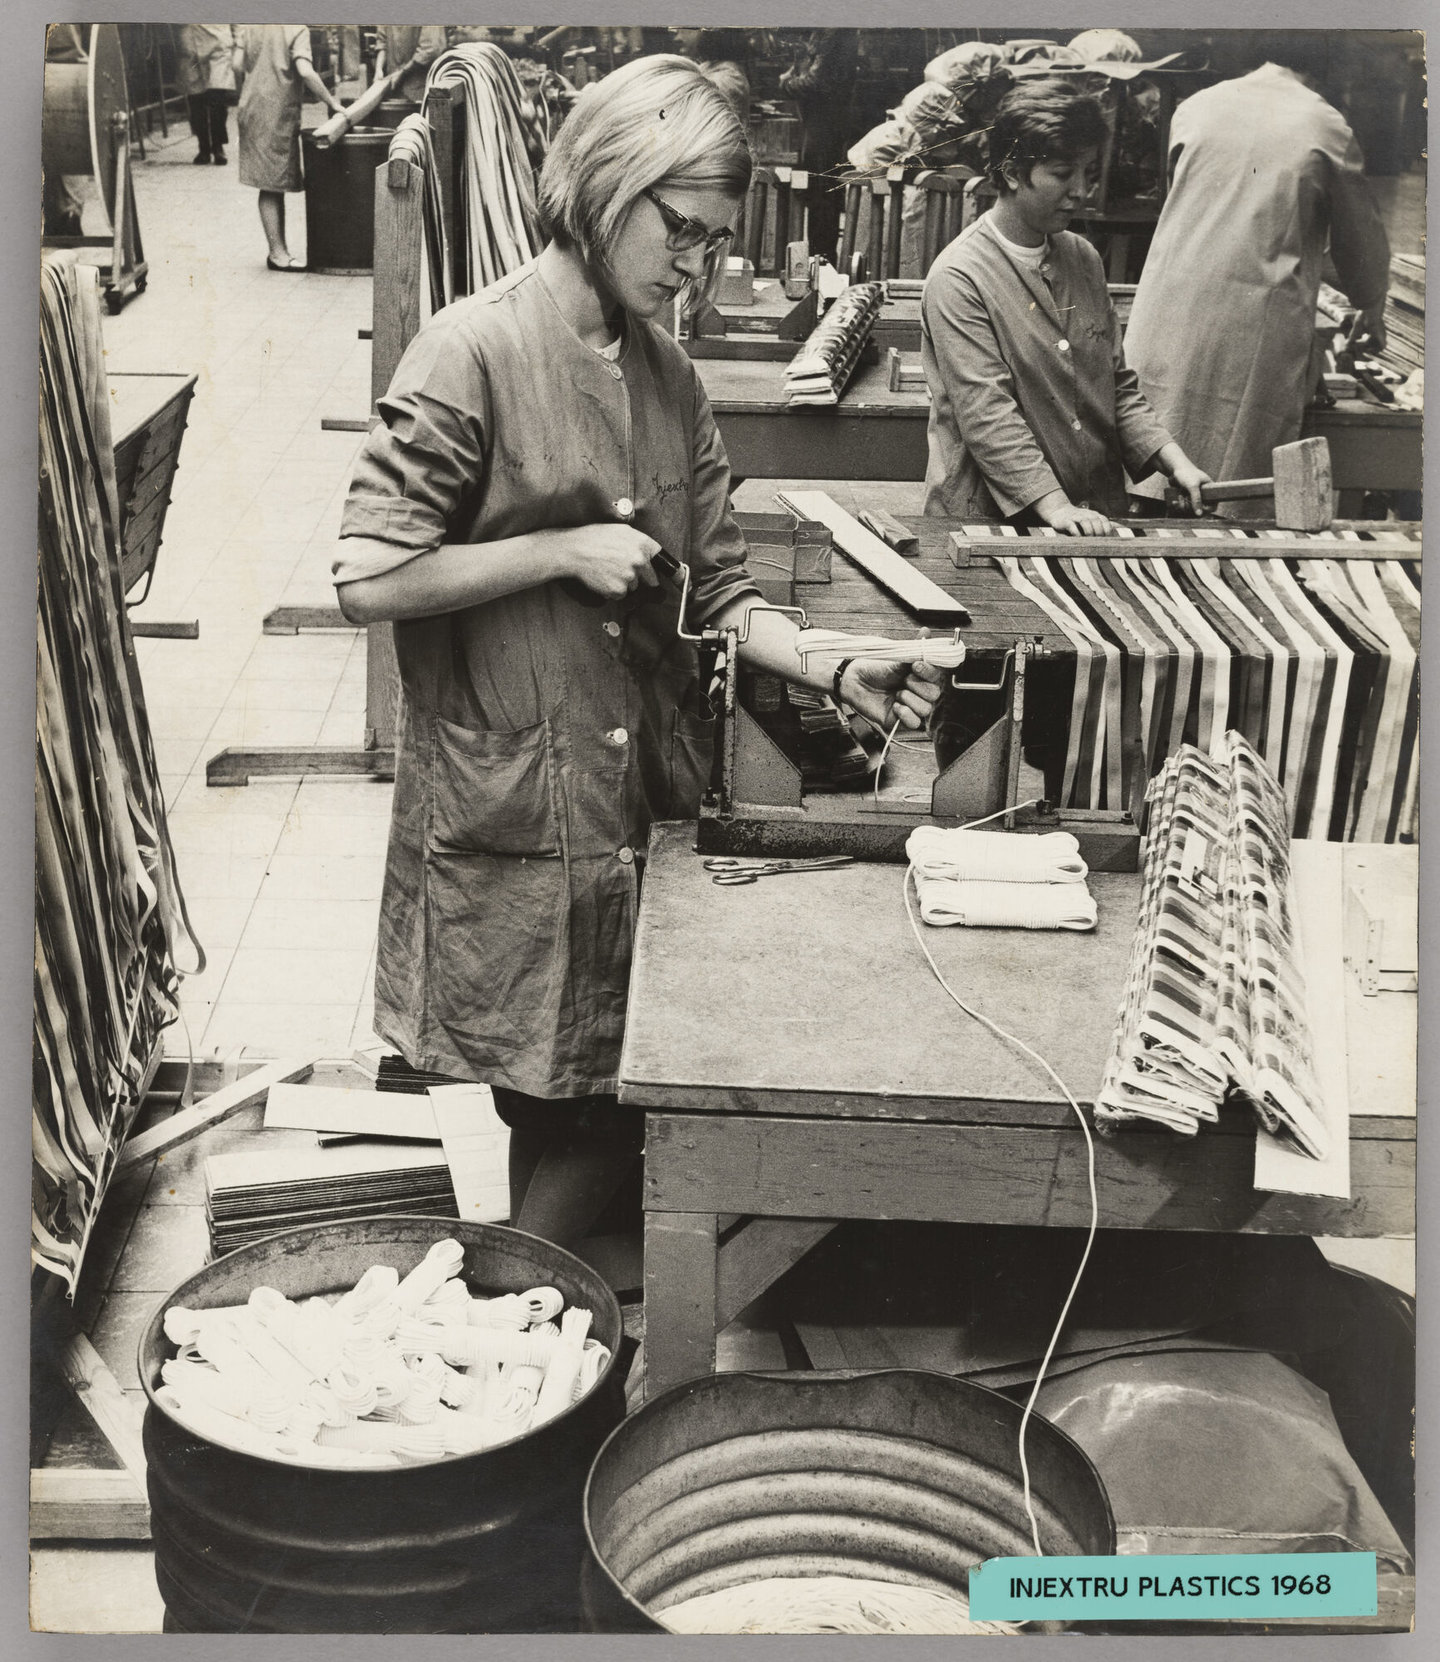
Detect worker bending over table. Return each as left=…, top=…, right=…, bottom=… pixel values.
left=919, top=78, right=1209, bottom=534
left=333, top=58, right=945, bottom=1251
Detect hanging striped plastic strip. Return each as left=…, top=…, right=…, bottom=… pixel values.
left=35, top=255, right=202, bottom=1295
left=423, top=43, right=546, bottom=295
left=989, top=549, right=1418, bottom=841
left=387, top=115, right=453, bottom=319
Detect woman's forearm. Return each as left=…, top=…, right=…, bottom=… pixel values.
left=712, top=598, right=833, bottom=694
left=298, top=64, right=343, bottom=112
left=336, top=532, right=573, bottom=624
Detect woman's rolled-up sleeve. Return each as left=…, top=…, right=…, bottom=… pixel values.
left=338, top=320, right=493, bottom=554
left=922, top=263, right=1063, bottom=517
left=683, top=374, right=763, bottom=625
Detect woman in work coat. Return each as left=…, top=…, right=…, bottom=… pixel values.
left=177, top=23, right=238, bottom=165
left=1124, top=48, right=1390, bottom=498
left=234, top=23, right=345, bottom=269
left=333, top=58, right=945, bottom=1248
left=920, top=77, right=1208, bottom=533
left=919, top=77, right=1208, bottom=773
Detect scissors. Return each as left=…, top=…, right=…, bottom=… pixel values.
left=704, top=855, right=855, bottom=885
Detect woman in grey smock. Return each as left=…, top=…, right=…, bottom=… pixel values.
left=235, top=23, right=344, bottom=269
left=334, top=58, right=945, bottom=1248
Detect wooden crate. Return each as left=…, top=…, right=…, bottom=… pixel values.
left=107, top=370, right=197, bottom=597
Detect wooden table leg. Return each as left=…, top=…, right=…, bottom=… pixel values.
left=642, top=1210, right=718, bottom=1399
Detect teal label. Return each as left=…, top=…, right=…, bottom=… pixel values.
left=968, top=1553, right=1377, bottom=1622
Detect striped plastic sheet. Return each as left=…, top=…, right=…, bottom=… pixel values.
left=423, top=43, right=546, bottom=295
left=991, top=550, right=1419, bottom=842
left=35, top=256, right=200, bottom=1294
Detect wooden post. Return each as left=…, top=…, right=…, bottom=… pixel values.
left=365, top=137, right=434, bottom=755
left=371, top=156, right=425, bottom=407
left=883, top=164, right=906, bottom=280
left=643, top=1211, right=718, bottom=1398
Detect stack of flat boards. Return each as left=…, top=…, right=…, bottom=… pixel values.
left=206, top=1141, right=457, bottom=1257
left=1381, top=253, right=1424, bottom=379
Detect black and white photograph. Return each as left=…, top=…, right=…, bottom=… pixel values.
left=28, top=6, right=1422, bottom=1641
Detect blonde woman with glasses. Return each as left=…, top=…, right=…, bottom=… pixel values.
left=334, top=57, right=944, bottom=1250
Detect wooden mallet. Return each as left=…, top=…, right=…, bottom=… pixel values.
left=1167, top=436, right=1333, bottom=531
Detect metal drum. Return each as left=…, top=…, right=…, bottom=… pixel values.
left=141, top=1217, right=625, bottom=1633
left=300, top=126, right=392, bottom=275
left=372, top=99, right=421, bottom=131
left=583, top=1369, right=1114, bottom=1633
left=42, top=23, right=129, bottom=229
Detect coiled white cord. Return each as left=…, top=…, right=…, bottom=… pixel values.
left=901, top=852, right=1098, bottom=1557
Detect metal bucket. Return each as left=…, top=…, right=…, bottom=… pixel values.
left=141, top=1216, right=625, bottom=1633
left=372, top=99, right=421, bottom=131
left=301, top=126, right=391, bottom=275
left=582, top=1369, right=1114, bottom=1633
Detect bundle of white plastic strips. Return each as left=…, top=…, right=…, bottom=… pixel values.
left=157, top=1239, right=611, bottom=1468
left=923, top=40, right=1008, bottom=93
left=784, top=283, right=885, bottom=406
left=1068, top=29, right=1143, bottom=64
left=906, top=827, right=1097, bottom=932
left=423, top=43, right=545, bottom=293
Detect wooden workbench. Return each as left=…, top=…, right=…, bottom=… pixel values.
left=621, top=825, right=1415, bottom=1399
left=700, top=354, right=1422, bottom=498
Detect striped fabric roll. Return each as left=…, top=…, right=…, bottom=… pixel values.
left=1098, top=733, right=1328, bottom=1159
left=992, top=551, right=1419, bottom=842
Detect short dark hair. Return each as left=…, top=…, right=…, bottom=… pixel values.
left=987, top=77, right=1109, bottom=192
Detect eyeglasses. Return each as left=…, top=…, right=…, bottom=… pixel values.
left=642, top=187, right=734, bottom=257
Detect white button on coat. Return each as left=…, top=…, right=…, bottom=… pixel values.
left=608, top=727, right=629, bottom=746
left=617, top=847, right=635, bottom=864
left=1057, top=339, right=1071, bottom=352
left=603, top=621, right=621, bottom=638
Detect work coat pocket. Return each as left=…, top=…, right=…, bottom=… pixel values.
left=430, top=716, right=561, bottom=856
left=668, top=707, right=718, bottom=818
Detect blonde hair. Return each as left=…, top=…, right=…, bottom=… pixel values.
left=538, top=55, right=752, bottom=269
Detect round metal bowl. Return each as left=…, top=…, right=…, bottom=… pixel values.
left=583, top=1368, right=1114, bottom=1633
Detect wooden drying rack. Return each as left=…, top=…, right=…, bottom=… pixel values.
left=208, top=87, right=469, bottom=787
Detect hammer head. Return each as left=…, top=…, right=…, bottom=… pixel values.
left=1271, top=437, right=1333, bottom=531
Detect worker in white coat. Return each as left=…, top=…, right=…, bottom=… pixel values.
left=1124, top=49, right=1390, bottom=500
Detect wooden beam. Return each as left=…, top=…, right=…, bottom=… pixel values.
left=643, top=1212, right=718, bottom=1398
left=30, top=1469, right=150, bottom=1541
left=715, top=1217, right=838, bottom=1328
left=776, top=489, right=971, bottom=621
left=644, top=1113, right=1416, bottom=1238
left=60, top=1335, right=147, bottom=1488
left=117, top=1058, right=314, bottom=1171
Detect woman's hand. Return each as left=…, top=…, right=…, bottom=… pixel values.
left=554, top=523, right=662, bottom=599
left=1166, top=456, right=1212, bottom=515
left=840, top=658, right=948, bottom=732
left=1035, top=491, right=1114, bottom=537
